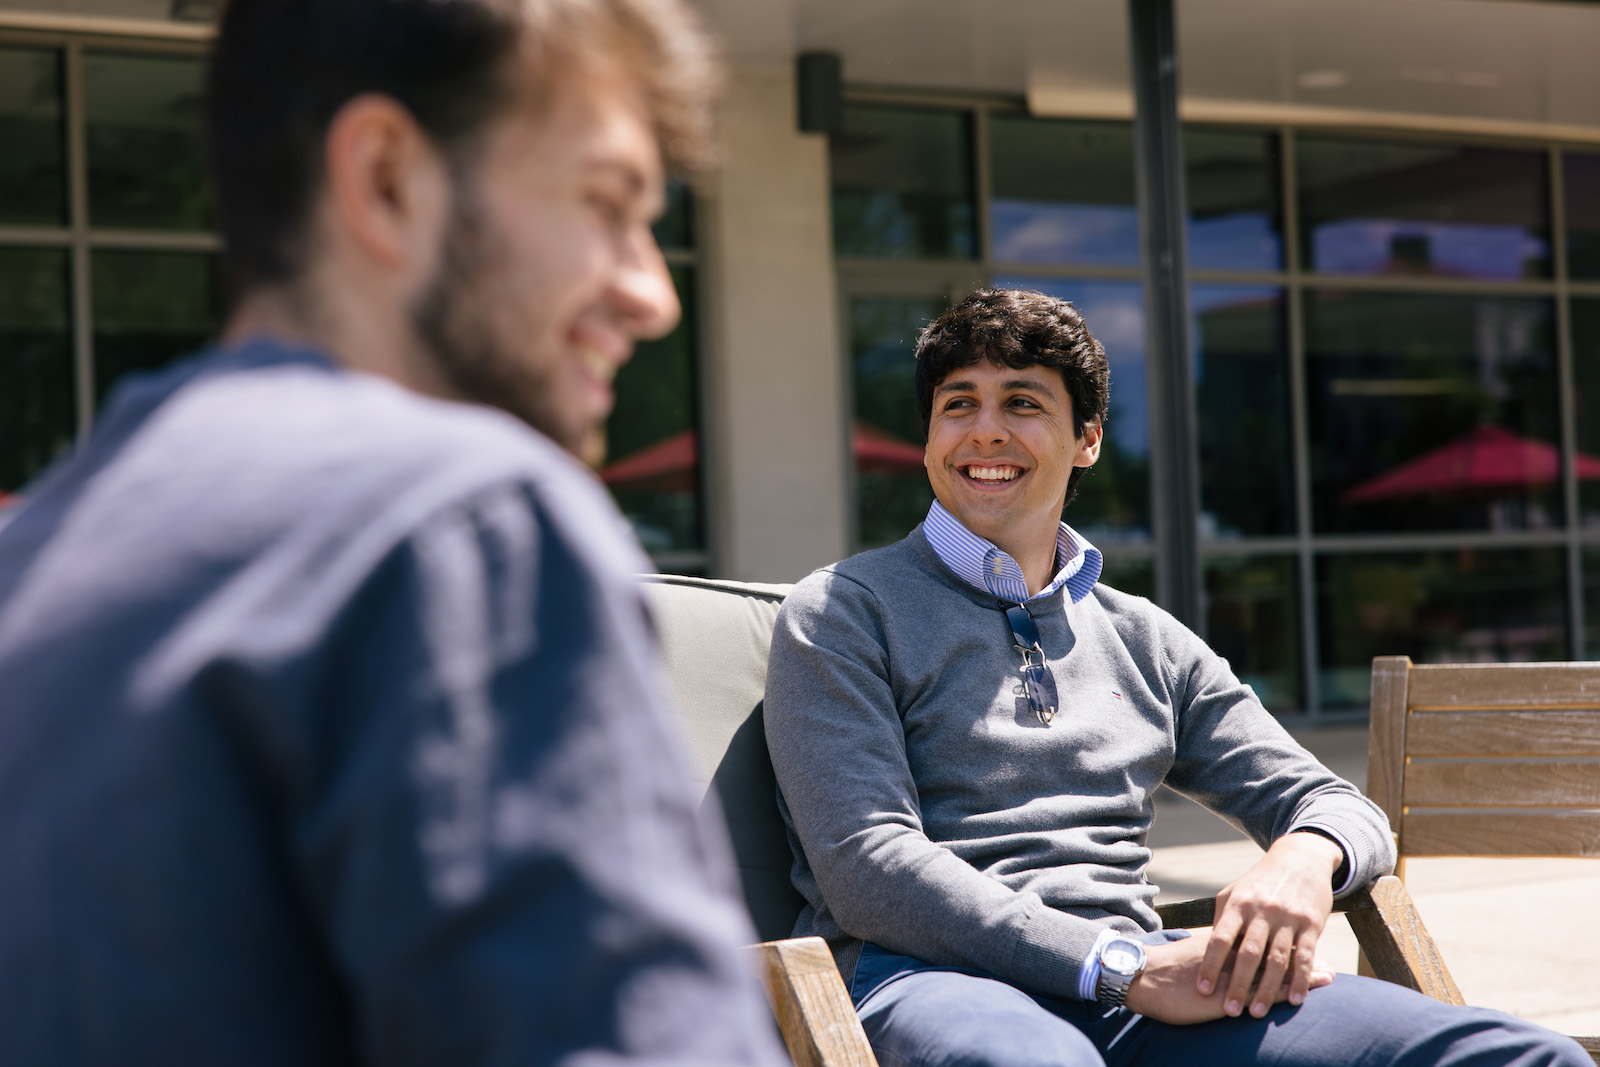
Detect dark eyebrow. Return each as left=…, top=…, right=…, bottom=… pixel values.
left=1002, top=378, right=1053, bottom=392
left=933, top=379, right=977, bottom=397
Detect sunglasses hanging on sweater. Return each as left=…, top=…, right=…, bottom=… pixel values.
left=1005, top=605, right=1060, bottom=725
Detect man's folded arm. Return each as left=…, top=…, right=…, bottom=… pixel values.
left=1158, top=614, right=1396, bottom=894
left=765, top=573, right=1106, bottom=1001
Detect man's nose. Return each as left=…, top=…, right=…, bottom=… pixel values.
left=612, top=228, right=680, bottom=341
left=970, top=402, right=1009, bottom=444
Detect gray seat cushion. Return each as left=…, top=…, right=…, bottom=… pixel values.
left=640, top=574, right=804, bottom=942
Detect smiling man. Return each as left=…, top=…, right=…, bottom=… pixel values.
left=764, top=287, right=1587, bottom=1067
left=0, top=1, right=787, bottom=1065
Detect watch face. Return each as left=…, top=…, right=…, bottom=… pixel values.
left=1103, top=940, right=1144, bottom=976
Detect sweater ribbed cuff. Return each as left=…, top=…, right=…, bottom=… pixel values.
left=1008, top=908, right=1115, bottom=1001
left=1289, top=810, right=1390, bottom=897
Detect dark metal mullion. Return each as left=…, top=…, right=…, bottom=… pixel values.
left=1128, top=0, right=1202, bottom=632
left=972, top=103, right=993, bottom=282
left=65, top=39, right=93, bottom=441
left=1280, top=125, right=1322, bottom=718
left=1550, top=144, right=1585, bottom=659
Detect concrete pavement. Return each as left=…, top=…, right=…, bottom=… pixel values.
left=1144, top=724, right=1600, bottom=1035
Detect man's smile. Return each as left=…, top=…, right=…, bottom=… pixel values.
left=962, top=463, right=1025, bottom=484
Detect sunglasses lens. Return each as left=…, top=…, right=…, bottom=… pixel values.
left=1022, top=664, right=1058, bottom=722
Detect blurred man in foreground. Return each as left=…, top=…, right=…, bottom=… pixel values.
left=0, top=1, right=786, bottom=1063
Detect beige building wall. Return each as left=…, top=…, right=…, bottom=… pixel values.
left=700, top=65, right=849, bottom=583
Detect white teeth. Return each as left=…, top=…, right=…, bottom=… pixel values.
left=966, top=465, right=1020, bottom=482
left=577, top=345, right=618, bottom=385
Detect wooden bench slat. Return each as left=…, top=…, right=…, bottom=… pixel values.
left=1406, top=663, right=1600, bottom=711
left=1399, top=810, right=1600, bottom=857
left=1403, top=759, right=1600, bottom=807
left=1406, top=710, right=1600, bottom=757
left=750, top=938, right=879, bottom=1067
left=1367, top=656, right=1411, bottom=824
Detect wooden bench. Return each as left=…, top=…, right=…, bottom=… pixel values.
left=639, top=574, right=1468, bottom=1065
left=1369, top=655, right=1600, bottom=1063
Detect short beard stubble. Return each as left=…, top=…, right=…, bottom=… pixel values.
left=409, top=175, right=607, bottom=466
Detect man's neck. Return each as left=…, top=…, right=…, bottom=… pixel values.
left=989, top=522, right=1062, bottom=598
left=223, top=280, right=451, bottom=400
left=998, top=534, right=1062, bottom=601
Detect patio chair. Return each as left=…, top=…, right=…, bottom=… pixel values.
left=640, top=573, right=1462, bottom=1067
left=1368, top=655, right=1600, bottom=1063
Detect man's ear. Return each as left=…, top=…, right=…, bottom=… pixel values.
left=322, top=93, right=451, bottom=275
left=1073, top=420, right=1104, bottom=467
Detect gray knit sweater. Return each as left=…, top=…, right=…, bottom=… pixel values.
left=764, top=529, right=1395, bottom=1001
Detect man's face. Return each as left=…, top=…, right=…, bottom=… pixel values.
left=923, top=359, right=1102, bottom=552
left=409, top=64, right=678, bottom=465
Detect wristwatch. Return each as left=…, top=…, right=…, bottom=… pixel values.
left=1095, top=935, right=1148, bottom=1008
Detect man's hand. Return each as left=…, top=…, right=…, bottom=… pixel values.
left=1122, top=933, right=1334, bottom=1025
left=1196, top=831, right=1343, bottom=1018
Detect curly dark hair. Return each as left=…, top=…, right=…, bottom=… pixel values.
left=914, top=287, right=1110, bottom=500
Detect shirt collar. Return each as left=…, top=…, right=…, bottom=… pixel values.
left=921, top=499, right=1102, bottom=604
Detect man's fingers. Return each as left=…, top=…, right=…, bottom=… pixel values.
left=1249, top=925, right=1297, bottom=1017
left=1224, top=916, right=1272, bottom=1016
left=1197, top=914, right=1241, bottom=995
left=1309, top=956, right=1336, bottom=988
left=1286, top=935, right=1319, bottom=1006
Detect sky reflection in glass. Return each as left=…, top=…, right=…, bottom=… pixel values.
left=1297, top=136, right=1549, bottom=281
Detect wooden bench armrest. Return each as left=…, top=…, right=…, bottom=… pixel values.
left=1154, top=874, right=1464, bottom=1005
left=748, top=936, right=879, bottom=1067
left=750, top=878, right=1474, bottom=1066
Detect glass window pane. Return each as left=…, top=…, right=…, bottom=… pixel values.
left=1569, top=298, right=1600, bottom=524
left=1297, top=137, right=1549, bottom=281
left=0, top=247, right=73, bottom=493
left=1205, top=554, right=1301, bottom=712
left=85, top=51, right=211, bottom=231
left=1193, top=285, right=1292, bottom=537
left=1584, top=547, right=1600, bottom=658
left=1305, top=291, right=1558, bottom=534
left=1564, top=152, right=1600, bottom=281
left=1316, top=548, right=1567, bottom=708
left=0, top=47, right=66, bottom=226
left=995, top=277, right=1150, bottom=546
left=601, top=266, right=702, bottom=562
left=831, top=105, right=975, bottom=260
left=989, top=117, right=1137, bottom=267
left=653, top=178, right=693, bottom=250
left=91, top=250, right=221, bottom=406
left=1185, top=127, right=1282, bottom=272
left=851, top=296, right=942, bottom=550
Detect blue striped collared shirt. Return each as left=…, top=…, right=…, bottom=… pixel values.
left=921, top=499, right=1102, bottom=605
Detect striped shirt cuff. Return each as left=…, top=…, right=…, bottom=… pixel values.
left=1076, top=927, right=1119, bottom=1001
left=1288, top=822, right=1357, bottom=896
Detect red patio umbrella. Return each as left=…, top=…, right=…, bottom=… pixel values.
left=1341, top=424, right=1600, bottom=504
left=600, top=423, right=926, bottom=493
left=852, top=422, right=928, bottom=474
left=598, top=429, right=698, bottom=493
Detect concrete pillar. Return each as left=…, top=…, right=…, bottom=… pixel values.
left=699, top=65, right=848, bottom=583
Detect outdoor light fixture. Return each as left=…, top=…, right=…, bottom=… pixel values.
left=797, top=51, right=842, bottom=135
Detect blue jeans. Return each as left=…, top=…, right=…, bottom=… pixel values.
left=849, top=940, right=1590, bottom=1067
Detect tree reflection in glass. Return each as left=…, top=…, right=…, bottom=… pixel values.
left=1316, top=548, right=1566, bottom=707
left=1307, top=291, right=1558, bottom=533
left=850, top=297, right=943, bottom=550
